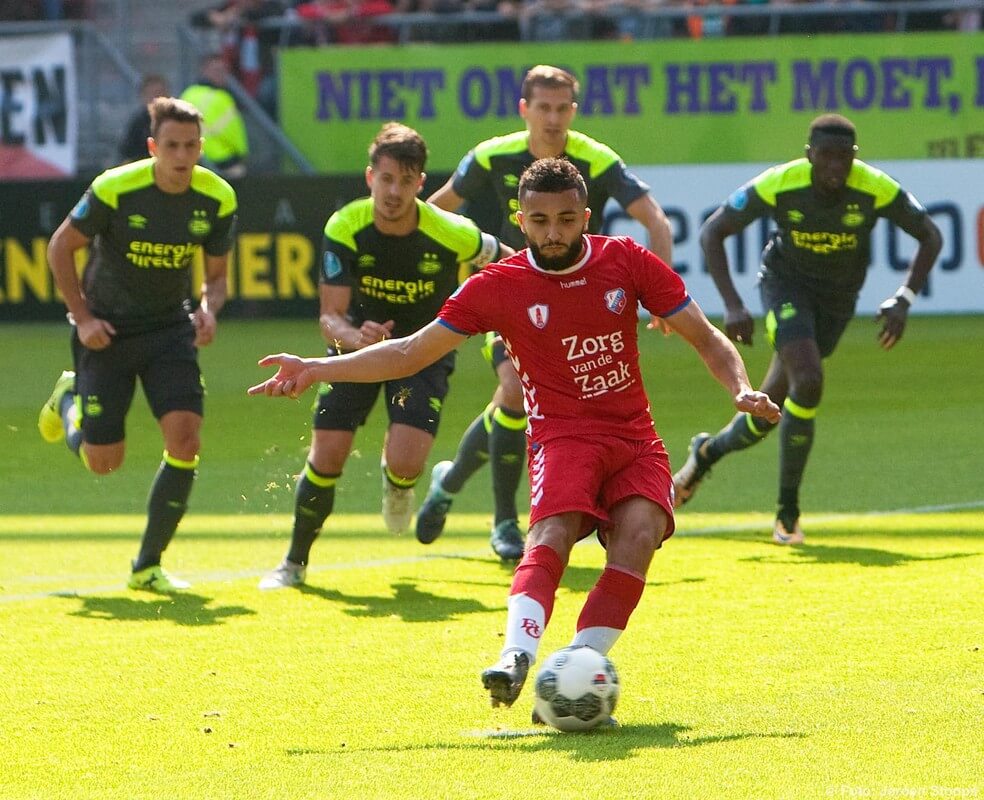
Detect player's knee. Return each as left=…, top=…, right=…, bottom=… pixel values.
left=496, top=380, right=524, bottom=412
left=82, top=446, right=123, bottom=475
left=166, top=432, right=201, bottom=462
left=610, top=525, right=663, bottom=567
left=526, top=519, right=576, bottom=560
left=789, top=373, right=823, bottom=408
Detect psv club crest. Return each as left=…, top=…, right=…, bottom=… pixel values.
left=605, top=288, right=627, bottom=315
left=527, top=303, right=549, bottom=329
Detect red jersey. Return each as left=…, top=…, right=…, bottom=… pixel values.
left=439, top=235, right=690, bottom=443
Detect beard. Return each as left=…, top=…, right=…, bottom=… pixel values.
left=528, top=237, right=584, bottom=272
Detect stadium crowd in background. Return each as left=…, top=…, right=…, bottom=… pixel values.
left=170, top=0, right=982, bottom=125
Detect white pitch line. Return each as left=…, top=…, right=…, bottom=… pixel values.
left=1, top=499, right=982, bottom=603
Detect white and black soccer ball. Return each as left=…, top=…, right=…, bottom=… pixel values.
left=533, top=645, right=619, bottom=732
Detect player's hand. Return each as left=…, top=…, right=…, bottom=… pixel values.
left=76, top=316, right=116, bottom=350
left=734, top=389, right=781, bottom=424
left=248, top=354, right=317, bottom=399
left=646, top=316, right=674, bottom=337
left=356, top=319, right=395, bottom=349
left=191, top=308, right=218, bottom=347
left=875, top=295, right=909, bottom=350
left=723, top=306, right=754, bottom=346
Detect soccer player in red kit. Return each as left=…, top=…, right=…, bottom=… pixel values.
left=249, top=158, right=780, bottom=710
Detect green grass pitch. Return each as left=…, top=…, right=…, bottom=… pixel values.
left=1, top=315, right=981, bottom=800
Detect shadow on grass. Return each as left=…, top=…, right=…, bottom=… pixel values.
left=59, top=592, right=256, bottom=626
left=298, top=580, right=496, bottom=622
left=287, top=722, right=805, bottom=762
left=739, top=542, right=978, bottom=568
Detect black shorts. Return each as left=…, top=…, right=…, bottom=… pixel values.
left=71, top=321, right=203, bottom=445
left=759, top=273, right=855, bottom=358
left=312, top=351, right=455, bottom=436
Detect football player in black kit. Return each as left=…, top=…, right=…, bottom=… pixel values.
left=673, top=114, right=942, bottom=545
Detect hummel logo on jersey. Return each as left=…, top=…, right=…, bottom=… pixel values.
left=787, top=209, right=804, bottom=223
left=605, top=288, right=627, bottom=314
left=560, top=277, right=586, bottom=289
left=780, top=302, right=797, bottom=320
left=128, top=214, right=148, bottom=229
left=504, top=174, right=519, bottom=188
left=358, top=255, right=376, bottom=268
left=527, top=304, right=549, bottom=329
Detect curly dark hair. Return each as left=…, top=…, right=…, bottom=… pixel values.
left=518, top=157, right=587, bottom=205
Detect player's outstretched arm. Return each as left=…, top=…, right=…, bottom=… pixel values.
left=248, top=320, right=467, bottom=399
left=665, top=300, right=781, bottom=423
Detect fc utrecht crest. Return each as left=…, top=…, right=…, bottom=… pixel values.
left=605, top=288, right=627, bottom=314
left=527, top=304, right=549, bottom=329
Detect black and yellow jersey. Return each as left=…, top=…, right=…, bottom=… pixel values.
left=70, top=159, right=237, bottom=334
left=320, top=198, right=499, bottom=339
left=723, top=158, right=928, bottom=295
left=450, top=129, right=649, bottom=249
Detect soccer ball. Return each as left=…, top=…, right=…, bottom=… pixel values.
left=533, top=645, right=619, bottom=732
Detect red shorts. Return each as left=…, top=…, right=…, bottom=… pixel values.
left=527, top=434, right=676, bottom=543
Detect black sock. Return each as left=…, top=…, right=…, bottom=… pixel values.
left=442, top=404, right=492, bottom=494
left=704, top=412, right=777, bottom=465
left=60, top=392, right=82, bottom=456
left=133, top=454, right=197, bottom=572
left=489, top=405, right=526, bottom=525
left=287, top=462, right=338, bottom=566
left=777, top=397, right=816, bottom=526
left=777, top=487, right=801, bottom=530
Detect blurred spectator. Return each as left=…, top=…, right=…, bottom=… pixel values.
left=189, top=0, right=285, bottom=116
left=181, top=53, right=249, bottom=179
left=775, top=0, right=825, bottom=35
left=684, top=0, right=734, bottom=38
left=520, top=0, right=590, bottom=41
left=294, top=0, right=398, bottom=45
left=392, top=0, right=463, bottom=43
left=0, top=1, right=37, bottom=20
left=728, top=0, right=770, bottom=36
left=460, top=0, right=521, bottom=41
left=0, top=0, right=90, bottom=19
left=944, top=7, right=982, bottom=31
left=586, top=0, right=678, bottom=40
left=118, top=74, right=171, bottom=163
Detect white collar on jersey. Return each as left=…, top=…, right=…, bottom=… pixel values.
left=526, top=235, right=592, bottom=276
